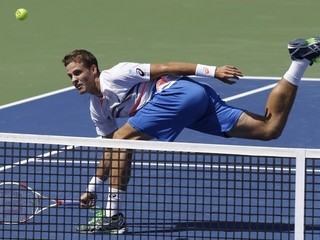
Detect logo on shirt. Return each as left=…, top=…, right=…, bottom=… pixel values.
left=136, top=68, right=145, bottom=76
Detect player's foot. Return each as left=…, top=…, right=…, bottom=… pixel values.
left=77, top=211, right=127, bottom=234
left=288, top=36, right=320, bottom=65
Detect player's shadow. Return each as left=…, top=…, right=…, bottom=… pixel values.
left=129, top=220, right=320, bottom=235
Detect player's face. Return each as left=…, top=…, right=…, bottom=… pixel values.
left=66, top=61, right=99, bottom=95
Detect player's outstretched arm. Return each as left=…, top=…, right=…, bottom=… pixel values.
left=150, top=62, right=243, bottom=84
left=150, top=62, right=197, bottom=80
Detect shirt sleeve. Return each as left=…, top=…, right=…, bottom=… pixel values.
left=100, top=63, right=151, bottom=92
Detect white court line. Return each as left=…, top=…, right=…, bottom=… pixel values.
left=0, top=86, right=74, bottom=110
left=0, top=158, right=34, bottom=172
left=1, top=76, right=319, bottom=110
left=26, top=159, right=295, bottom=172
left=10, top=158, right=320, bottom=174
left=223, top=83, right=277, bottom=102
left=0, top=145, right=75, bottom=172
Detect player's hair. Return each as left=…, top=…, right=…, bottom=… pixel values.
left=62, top=49, right=99, bottom=71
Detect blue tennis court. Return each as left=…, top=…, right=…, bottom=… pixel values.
left=1, top=77, right=320, bottom=239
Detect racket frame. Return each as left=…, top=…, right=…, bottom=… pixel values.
left=0, top=181, right=79, bottom=224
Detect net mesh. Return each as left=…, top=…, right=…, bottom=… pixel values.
left=0, top=133, right=319, bottom=239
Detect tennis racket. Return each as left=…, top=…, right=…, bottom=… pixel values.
left=0, top=181, right=80, bottom=224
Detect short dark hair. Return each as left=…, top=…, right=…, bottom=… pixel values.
left=62, top=49, right=99, bottom=71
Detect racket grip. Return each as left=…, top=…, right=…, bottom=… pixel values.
left=56, top=199, right=80, bottom=206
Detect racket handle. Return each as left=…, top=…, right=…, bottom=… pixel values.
left=56, top=199, right=80, bottom=206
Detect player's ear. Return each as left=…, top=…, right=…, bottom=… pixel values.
left=90, top=64, right=98, bottom=75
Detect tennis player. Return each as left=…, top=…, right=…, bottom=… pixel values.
left=62, top=36, right=320, bottom=234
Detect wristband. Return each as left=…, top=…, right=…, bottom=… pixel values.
left=195, top=64, right=216, bottom=78
left=87, top=176, right=104, bottom=193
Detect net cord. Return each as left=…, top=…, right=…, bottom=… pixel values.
left=1, top=132, right=320, bottom=158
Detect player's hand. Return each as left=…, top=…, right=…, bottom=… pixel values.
left=215, top=65, right=243, bottom=84
left=80, top=192, right=97, bottom=208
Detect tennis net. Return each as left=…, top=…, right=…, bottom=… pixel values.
left=0, top=132, right=319, bottom=240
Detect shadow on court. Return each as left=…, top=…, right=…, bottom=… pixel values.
left=129, top=220, right=320, bottom=235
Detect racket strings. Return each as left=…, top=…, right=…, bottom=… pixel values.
left=0, top=184, right=38, bottom=223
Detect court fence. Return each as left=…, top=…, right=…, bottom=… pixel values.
left=0, top=132, right=319, bottom=240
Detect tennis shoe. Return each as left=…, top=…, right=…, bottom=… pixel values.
left=77, top=211, right=127, bottom=234
left=288, top=36, right=320, bottom=65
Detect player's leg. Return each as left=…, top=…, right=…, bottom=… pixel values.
left=105, top=123, right=152, bottom=217
left=226, top=79, right=297, bottom=140
left=227, top=36, right=320, bottom=140
left=78, top=124, right=151, bottom=234
left=108, top=123, right=152, bottom=190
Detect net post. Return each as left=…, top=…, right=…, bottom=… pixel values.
left=294, top=149, right=306, bottom=240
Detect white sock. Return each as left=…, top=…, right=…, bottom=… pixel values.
left=105, top=188, right=124, bottom=217
left=283, top=59, right=310, bottom=86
